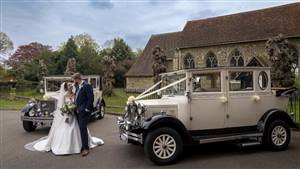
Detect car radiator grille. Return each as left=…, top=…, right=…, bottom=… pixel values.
left=40, top=100, right=56, bottom=116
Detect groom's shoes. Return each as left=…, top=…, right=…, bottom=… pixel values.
left=81, top=149, right=89, bottom=157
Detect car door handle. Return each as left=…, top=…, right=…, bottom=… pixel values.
left=220, top=96, right=228, bottom=103
left=252, top=95, right=260, bottom=102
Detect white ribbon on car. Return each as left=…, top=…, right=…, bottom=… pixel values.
left=135, top=77, right=187, bottom=100
left=136, top=80, right=162, bottom=99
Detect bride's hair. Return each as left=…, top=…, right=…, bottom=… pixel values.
left=64, top=80, right=73, bottom=91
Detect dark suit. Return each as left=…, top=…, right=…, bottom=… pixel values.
left=75, top=80, right=94, bottom=150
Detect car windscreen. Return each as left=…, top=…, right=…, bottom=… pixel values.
left=161, top=74, right=186, bottom=96
left=45, top=80, right=66, bottom=92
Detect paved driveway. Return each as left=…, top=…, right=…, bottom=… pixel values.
left=1, top=110, right=300, bottom=169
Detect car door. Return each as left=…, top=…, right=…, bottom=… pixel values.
left=226, top=70, right=257, bottom=128
left=190, top=71, right=226, bottom=130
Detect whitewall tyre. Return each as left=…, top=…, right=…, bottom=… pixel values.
left=144, top=127, right=183, bottom=165
left=263, top=120, right=290, bottom=151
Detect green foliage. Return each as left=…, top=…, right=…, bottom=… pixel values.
left=39, top=50, right=60, bottom=75
left=6, top=34, right=138, bottom=93
left=134, top=48, right=143, bottom=58
left=0, top=32, right=13, bottom=54
left=111, top=38, right=134, bottom=61
left=57, top=36, right=79, bottom=74
left=77, top=40, right=102, bottom=75
left=7, top=42, right=51, bottom=81
left=73, top=33, right=100, bottom=51
left=266, top=34, right=298, bottom=87
left=109, top=38, right=136, bottom=87
left=23, top=60, right=39, bottom=81
left=114, top=59, right=135, bottom=88
left=0, top=65, right=6, bottom=79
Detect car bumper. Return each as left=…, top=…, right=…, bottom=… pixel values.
left=117, top=119, right=143, bottom=144
left=21, top=115, right=53, bottom=123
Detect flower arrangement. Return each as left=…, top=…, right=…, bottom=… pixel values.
left=60, top=103, right=76, bottom=123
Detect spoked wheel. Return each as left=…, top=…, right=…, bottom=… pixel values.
left=263, top=120, right=290, bottom=151
left=153, top=134, right=177, bottom=159
left=144, top=127, right=182, bottom=165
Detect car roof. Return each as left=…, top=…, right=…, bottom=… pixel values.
left=44, top=75, right=100, bottom=80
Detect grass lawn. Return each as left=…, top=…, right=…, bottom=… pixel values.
left=288, top=102, right=300, bottom=124
left=0, top=89, right=43, bottom=99
left=0, top=88, right=133, bottom=113
left=0, top=99, right=27, bottom=110
left=103, top=88, right=138, bottom=114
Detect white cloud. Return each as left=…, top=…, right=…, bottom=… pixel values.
left=1, top=0, right=299, bottom=51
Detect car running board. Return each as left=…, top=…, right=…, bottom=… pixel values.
left=192, top=132, right=263, bottom=144
left=236, top=140, right=262, bottom=147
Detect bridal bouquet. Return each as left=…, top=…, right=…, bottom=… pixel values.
left=60, top=103, right=76, bottom=123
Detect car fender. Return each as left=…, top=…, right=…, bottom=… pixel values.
left=21, top=103, right=35, bottom=113
left=258, top=109, right=298, bottom=132
left=142, top=114, right=193, bottom=143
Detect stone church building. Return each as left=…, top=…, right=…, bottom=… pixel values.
left=126, top=3, right=300, bottom=92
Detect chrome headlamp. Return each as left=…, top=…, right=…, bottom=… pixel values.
left=137, top=103, right=146, bottom=115
left=130, top=105, right=137, bottom=113
left=28, top=109, right=35, bottom=117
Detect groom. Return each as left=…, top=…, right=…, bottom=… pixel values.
left=72, top=73, right=94, bottom=157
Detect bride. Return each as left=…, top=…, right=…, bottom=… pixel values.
left=25, top=81, right=104, bottom=155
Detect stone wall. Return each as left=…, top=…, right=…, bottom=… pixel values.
left=174, top=38, right=300, bottom=70
left=127, top=38, right=300, bottom=92
left=126, top=77, right=154, bottom=93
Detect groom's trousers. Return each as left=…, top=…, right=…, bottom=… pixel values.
left=77, top=111, right=91, bottom=150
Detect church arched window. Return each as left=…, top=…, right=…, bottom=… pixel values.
left=230, top=49, right=244, bottom=67
left=183, top=53, right=195, bottom=69
left=206, top=51, right=218, bottom=68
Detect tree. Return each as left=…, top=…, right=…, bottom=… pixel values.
left=38, top=59, right=48, bottom=81
left=266, top=34, right=297, bottom=87
left=111, top=38, right=134, bottom=61
left=0, top=64, right=6, bottom=80
left=0, top=32, right=14, bottom=57
left=73, top=33, right=100, bottom=51
left=57, top=36, right=78, bottom=74
left=102, top=55, right=116, bottom=96
left=76, top=39, right=102, bottom=75
left=37, top=59, right=48, bottom=92
left=64, top=58, right=77, bottom=75
left=134, top=48, right=144, bottom=58
left=7, top=42, right=51, bottom=81
left=109, top=38, right=135, bottom=87
left=152, top=45, right=167, bottom=83
left=114, top=59, right=135, bottom=87
left=39, top=50, right=60, bottom=75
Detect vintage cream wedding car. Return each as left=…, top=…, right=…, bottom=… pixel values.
left=21, top=75, right=106, bottom=132
left=117, top=67, right=297, bottom=165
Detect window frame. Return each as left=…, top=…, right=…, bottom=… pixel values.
left=228, top=70, right=254, bottom=92
left=191, top=70, right=223, bottom=94
left=205, top=51, right=218, bottom=68
left=258, top=71, right=269, bottom=91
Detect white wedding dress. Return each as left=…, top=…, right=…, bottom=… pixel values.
left=25, top=83, right=104, bottom=155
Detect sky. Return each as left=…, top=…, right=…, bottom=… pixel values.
left=1, top=0, right=299, bottom=53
